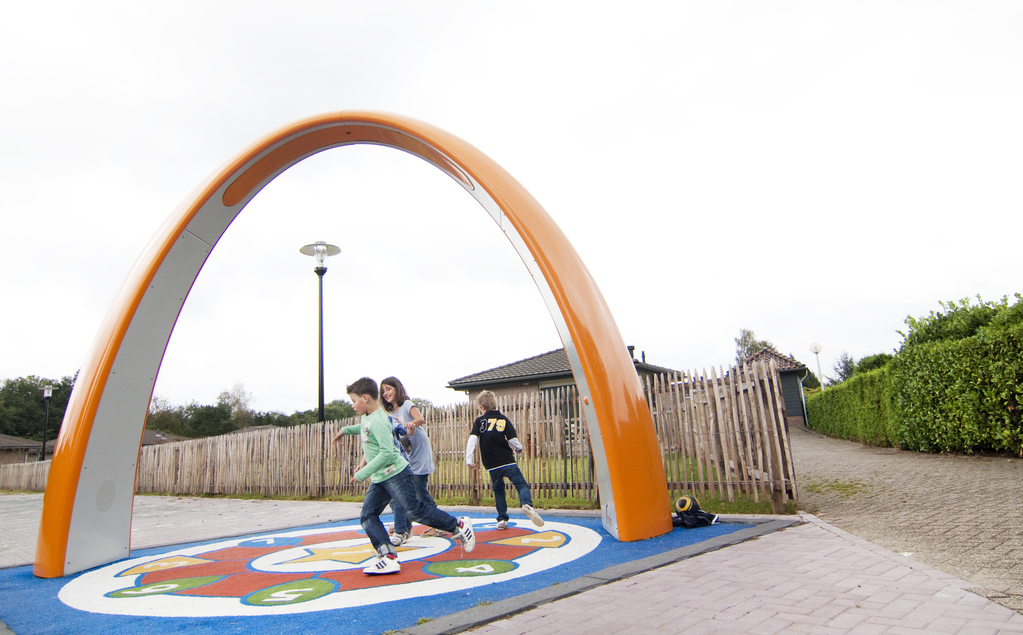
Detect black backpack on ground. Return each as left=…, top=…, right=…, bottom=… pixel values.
left=671, top=495, right=719, bottom=528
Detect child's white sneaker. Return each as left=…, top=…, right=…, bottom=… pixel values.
left=455, top=517, right=475, bottom=553
left=390, top=530, right=411, bottom=546
left=522, top=504, right=544, bottom=527
left=363, top=554, right=400, bottom=575
left=496, top=519, right=508, bottom=530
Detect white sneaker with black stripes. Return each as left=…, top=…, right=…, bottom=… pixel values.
left=363, top=553, right=400, bottom=575
left=454, top=517, right=475, bottom=553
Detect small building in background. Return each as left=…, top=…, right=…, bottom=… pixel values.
left=447, top=347, right=679, bottom=404
left=141, top=430, right=189, bottom=446
left=0, top=434, right=55, bottom=464
left=745, top=347, right=809, bottom=428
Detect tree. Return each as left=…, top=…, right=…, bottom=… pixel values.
left=411, top=397, right=433, bottom=412
left=217, top=383, right=254, bottom=429
left=284, top=399, right=356, bottom=426
left=801, top=369, right=822, bottom=390
left=323, top=399, right=356, bottom=422
left=0, top=373, right=76, bottom=440
left=855, top=353, right=893, bottom=374
left=146, top=396, right=189, bottom=436
left=735, top=328, right=774, bottom=365
left=251, top=410, right=292, bottom=427
left=184, top=402, right=235, bottom=437
left=827, top=351, right=855, bottom=385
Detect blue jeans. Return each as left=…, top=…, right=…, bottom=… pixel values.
left=392, top=473, right=437, bottom=534
left=361, top=467, right=458, bottom=555
left=489, top=464, right=533, bottom=522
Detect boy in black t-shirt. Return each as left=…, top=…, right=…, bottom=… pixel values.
left=464, top=391, right=544, bottom=530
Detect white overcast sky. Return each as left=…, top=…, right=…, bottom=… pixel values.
left=1, top=2, right=1020, bottom=412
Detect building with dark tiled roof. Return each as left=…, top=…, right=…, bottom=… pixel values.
left=447, top=347, right=680, bottom=403
left=0, top=434, right=55, bottom=464
left=745, top=347, right=809, bottom=427
left=141, top=429, right=190, bottom=446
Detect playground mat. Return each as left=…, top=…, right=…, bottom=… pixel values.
left=0, top=513, right=793, bottom=635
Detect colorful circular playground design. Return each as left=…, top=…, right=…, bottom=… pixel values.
left=0, top=515, right=754, bottom=634
left=59, top=519, right=600, bottom=617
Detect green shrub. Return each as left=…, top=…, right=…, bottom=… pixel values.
left=898, top=295, right=1015, bottom=348
left=806, top=366, right=899, bottom=447
left=808, top=295, right=1023, bottom=456
left=890, top=320, right=1023, bottom=454
left=855, top=353, right=893, bottom=374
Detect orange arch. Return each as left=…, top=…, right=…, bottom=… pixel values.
left=34, top=111, right=671, bottom=578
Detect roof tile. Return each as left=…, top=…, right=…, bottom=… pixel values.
left=745, top=347, right=806, bottom=371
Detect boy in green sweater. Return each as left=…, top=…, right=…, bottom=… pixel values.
left=332, top=377, right=474, bottom=575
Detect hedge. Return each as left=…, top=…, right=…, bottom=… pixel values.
left=806, top=366, right=899, bottom=447
left=890, top=323, right=1023, bottom=454
left=807, top=296, right=1023, bottom=456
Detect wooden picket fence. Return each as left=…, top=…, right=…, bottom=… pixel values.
left=0, top=459, right=49, bottom=492
left=645, top=360, right=798, bottom=509
left=2, top=361, right=796, bottom=508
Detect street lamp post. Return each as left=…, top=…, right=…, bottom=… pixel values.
left=40, top=386, right=54, bottom=461
left=810, top=343, right=824, bottom=391
left=299, top=241, right=340, bottom=423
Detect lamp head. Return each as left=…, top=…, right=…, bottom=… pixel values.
left=299, top=241, right=341, bottom=269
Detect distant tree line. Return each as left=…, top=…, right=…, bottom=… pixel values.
left=0, top=375, right=357, bottom=441
left=146, top=383, right=357, bottom=438
left=0, top=373, right=77, bottom=441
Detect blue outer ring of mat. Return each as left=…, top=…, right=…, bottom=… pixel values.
left=0, top=515, right=750, bottom=635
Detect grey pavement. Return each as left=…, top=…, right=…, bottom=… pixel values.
left=791, top=426, right=1023, bottom=613
left=2, top=426, right=1022, bottom=633
left=457, top=513, right=1023, bottom=635
left=0, top=494, right=364, bottom=569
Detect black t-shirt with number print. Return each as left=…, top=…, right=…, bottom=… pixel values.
left=470, top=410, right=518, bottom=471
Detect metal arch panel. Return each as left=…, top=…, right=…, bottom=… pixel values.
left=34, top=111, right=671, bottom=578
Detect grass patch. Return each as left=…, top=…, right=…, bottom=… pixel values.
left=668, top=492, right=799, bottom=515
left=416, top=617, right=433, bottom=625
left=699, top=497, right=798, bottom=515
left=804, top=478, right=869, bottom=498
left=131, top=489, right=797, bottom=515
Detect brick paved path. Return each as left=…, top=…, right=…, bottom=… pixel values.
left=790, top=426, right=1023, bottom=613
left=463, top=515, right=1023, bottom=635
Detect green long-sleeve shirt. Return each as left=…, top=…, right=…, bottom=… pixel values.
left=340, top=408, right=408, bottom=483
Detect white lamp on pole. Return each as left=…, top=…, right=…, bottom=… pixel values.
left=809, top=342, right=824, bottom=391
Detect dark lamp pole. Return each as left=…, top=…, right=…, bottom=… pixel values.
left=299, top=241, right=340, bottom=422
left=40, top=385, right=54, bottom=461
